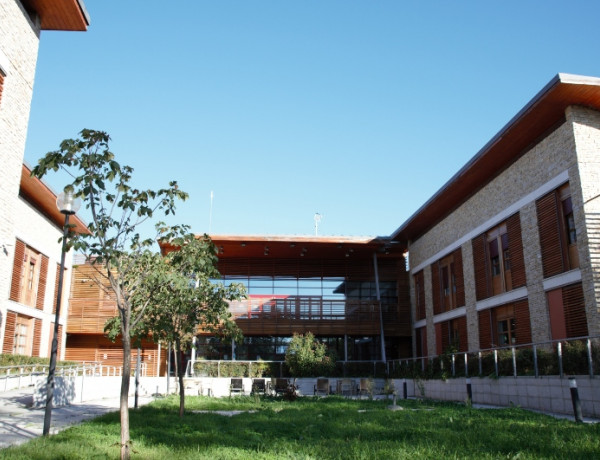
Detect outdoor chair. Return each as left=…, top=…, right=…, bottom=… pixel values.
left=357, top=378, right=373, bottom=398
left=338, top=378, right=355, bottom=397
left=230, top=378, right=244, bottom=396
left=272, top=378, right=289, bottom=396
left=314, top=378, right=331, bottom=396
left=251, top=378, right=266, bottom=395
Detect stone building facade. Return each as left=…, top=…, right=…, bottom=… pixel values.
left=393, top=74, right=600, bottom=357
left=0, top=0, right=88, bottom=358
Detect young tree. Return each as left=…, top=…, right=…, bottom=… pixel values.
left=32, top=130, right=188, bottom=460
left=108, top=233, right=245, bottom=417
left=285, top=332, right=336, bottom=377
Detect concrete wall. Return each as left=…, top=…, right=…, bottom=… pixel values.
left=412, top=376, right=600, bottom=418
left=33, top=374, right=600, bottom=420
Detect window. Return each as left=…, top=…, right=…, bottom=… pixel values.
left=472, top=213, right=525, bottom=301
left=536, top=183, right=579, bottom=277
left=435, top=316, right=467, bottom=354
left=495, top=305, right=516, bottom=346
left=487, top=224, right=512, bottom=295
left=10, top=240, right=49, bottom=310
left=440, top=257, right=456, bottom=310
left=13, top=315, right=32, bottom=355
left=431, top=248, right=464, bottom=314
left=478, top=300, right=531, bottom=349
left=559, top=185, right=579, bottom=269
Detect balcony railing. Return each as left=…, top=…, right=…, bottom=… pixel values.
left=228, top=297, right=390, bottom=322
left=388, top=336, right=600, bottom=379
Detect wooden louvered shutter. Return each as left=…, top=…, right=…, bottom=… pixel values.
left=431, top=262, right=441, bottom=315
left=453, top=247, right=465, bottom=307
left=506, top=213, right=526, bottom=288
left=48, top=323, right=64, bottom=359
left=32, top=318, right=42, bottom=356
left=440, top=321, right=450, bottom=352
left=513, top=299, right=532, bottom=345
left=435, top=322, right=443, bottom=355
left=414, top=270, right=425, bottom=320
left=2, top=311, right=17, bottom=354
left=536, top=191, right=565, bottom=277
left=478, top=310, right=492, bottom=349
left=562, top=283, right=588, bottom=337
left=0, top=73, right=4, bottom=106
left=53, top=263, right=60, bottom=314
left=472, top=234, right=489, bottom=301
left=10, top=240, right=25, bottom=301
left=35, top=255, right=48, bottom=310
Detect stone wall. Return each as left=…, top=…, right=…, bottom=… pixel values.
left=0, top=0, right=41, bottom=349
left=569, top=107, right=600, bottom=336
left=408, top=106, right=600, bottom=355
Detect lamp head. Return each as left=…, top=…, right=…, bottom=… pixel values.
left=56, top=191, right=81, bottom=215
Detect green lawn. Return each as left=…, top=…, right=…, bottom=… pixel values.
left=2, top=396, right=599, bottom=459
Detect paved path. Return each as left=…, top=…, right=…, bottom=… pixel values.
left=0, top=387, right=154, bottom=449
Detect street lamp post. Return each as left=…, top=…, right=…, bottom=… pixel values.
left=43, top=190, right=81, bottom=436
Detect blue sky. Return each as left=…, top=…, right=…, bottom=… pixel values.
left=24, top=1, right=600, bottom=239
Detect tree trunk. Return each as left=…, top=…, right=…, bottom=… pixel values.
left=120, top=329, right=132, bottom=460
left=176, top=338, right=185, bottom=417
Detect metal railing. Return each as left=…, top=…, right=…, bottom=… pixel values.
left=0, top=361, right=149, bottom=392
left=185, top=359, right=389, bottom=378
left=388, top=336, right=599, bottom=380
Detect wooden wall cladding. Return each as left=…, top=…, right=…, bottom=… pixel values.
left=65, top=334, right=164, bottom=376
left=68, top=264, right=117, bottom=333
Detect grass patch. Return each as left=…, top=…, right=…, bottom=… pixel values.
left=1, top=396, right=599, bottom=459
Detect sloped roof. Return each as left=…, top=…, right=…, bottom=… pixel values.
left=19, top=164, right=89, bottom=234
left=20, top=0, right=89, bottom=31
left=391, top=73, right=600, bottom=244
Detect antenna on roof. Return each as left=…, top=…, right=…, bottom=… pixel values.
left=209, top=191, right=214, bottom=234
left=314, top=213, right=322, bottom=236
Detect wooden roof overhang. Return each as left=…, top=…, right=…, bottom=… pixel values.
left=20, top=0, right=89, bottom=31
left=391, top=73, right=600, bottom=245
left=204, top=234, right=404, bottom=262
left=19, top=164, right=89, bottom=234
left=160, top=234, right=405, bottom=261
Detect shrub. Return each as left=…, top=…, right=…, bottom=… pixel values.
left=285, top=333, right=336, bottom=377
